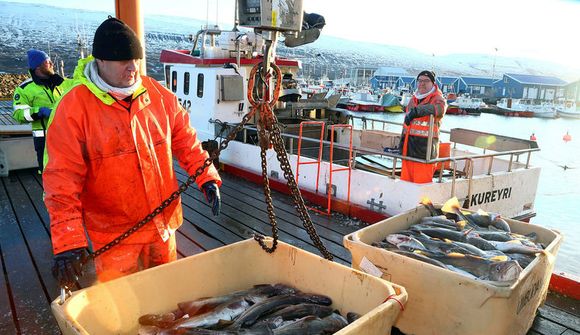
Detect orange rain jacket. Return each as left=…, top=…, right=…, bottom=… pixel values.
left=43, top=56, right=221, bottom=255
left=400, top=86, right=446, bottom=160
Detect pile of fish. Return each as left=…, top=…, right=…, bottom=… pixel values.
left=138, top=283, right=359, bottom=335
left=372, top=201, right=546, bottom=285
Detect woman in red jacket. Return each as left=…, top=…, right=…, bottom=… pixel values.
left=399, top=71, right=447, bottom=183
left=44, top=17, right=222, bottom=287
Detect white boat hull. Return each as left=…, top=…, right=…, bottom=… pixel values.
left=204, top=137, right=539, bottom=220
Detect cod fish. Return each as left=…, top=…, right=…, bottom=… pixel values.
left=172, top=297, right=252, bottom=330
left=178, top=284, right=296, bottom=317
left=432, top=253, right=523, bottom=282
left=506, top=252, right=536, bottom=269
left=346, top=312, right=361, bottom=324
left=420, top=198, right=443, bottom=216
left=158, top=327, right=273, bottom=335
left=466, top=209, right=511, bottom=233
left=264, top=303, right=334, bottom=321
left=139, top=310, right=184, bottom=328
left=273, top=313, right=348, bottom=335
left=386, top=234, right=426, bottom=252
left=392, top=250, right=448, bottom=269
left=488, top=240, right=545, bottom=255
left=420, top=215, right=462, bottom=230
left=228, top=293, right=333, bottom=329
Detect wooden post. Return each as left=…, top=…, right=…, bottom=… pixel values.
left=115, top=0, right=146, bottom=75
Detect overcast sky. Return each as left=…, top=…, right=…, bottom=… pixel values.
left=3, top=0, right=579, bottom=70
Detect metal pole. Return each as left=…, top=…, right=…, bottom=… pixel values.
left=425, top=115, right=434, bottom=161
left=115, top=0, right=146, bottom=75
left=451, top=160, right=457, bottom=197
left=487, top=156, right=494, bottom=175
left=525, top=151, right=531, bottom=169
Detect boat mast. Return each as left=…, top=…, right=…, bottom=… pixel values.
left=114, top=0, right=146, bottom=75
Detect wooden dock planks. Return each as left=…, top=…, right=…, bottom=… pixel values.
left=0, top=167, right=578, bottom=335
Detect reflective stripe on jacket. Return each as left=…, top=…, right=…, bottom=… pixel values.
left=43, top=56, right=221, bottom=254
left=401, top=86, right=446, bottom=160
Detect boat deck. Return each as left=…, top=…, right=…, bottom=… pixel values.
left=0, top=166, right=578, bottom=334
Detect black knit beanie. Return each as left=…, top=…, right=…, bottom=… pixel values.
left=417, top=70, right=436, bottom=84
left=92, top=16, right=143, bottom=60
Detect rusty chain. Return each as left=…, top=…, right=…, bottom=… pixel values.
left=93, top=55, right=332, bottom=261
left=254, top=116, right=333, bottom=260
left=249, top=59, right=333, bottom=260
left=91, top=112, right=255, bottom=258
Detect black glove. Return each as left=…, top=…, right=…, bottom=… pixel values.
left=404, top=107, right=418, bottom=126
left=52, top=248, right=89, bottom=289
left=202, top=181, right=221, bottom=216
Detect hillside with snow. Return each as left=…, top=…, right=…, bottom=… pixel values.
left=0, top=1, right=577, bottom=82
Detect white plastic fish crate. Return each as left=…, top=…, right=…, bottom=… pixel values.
left=51, top=238, right=407, bottom=335
left=343, top=205, right=563, bottom=335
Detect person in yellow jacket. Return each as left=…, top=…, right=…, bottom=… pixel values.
left=12, top=49, right=72, bottom=173
left=43, top=17, right=222, bottom=288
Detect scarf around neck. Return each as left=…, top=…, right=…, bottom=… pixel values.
left=414, top=86, right=435, bottom=100
left=84, top=60, right=142, bottom=100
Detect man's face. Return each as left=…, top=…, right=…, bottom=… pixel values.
left=417, top=75, right=434, bottom=95
left=96, top=59, right=140, bottom=88
left=37, top=59, right=55, bottom=76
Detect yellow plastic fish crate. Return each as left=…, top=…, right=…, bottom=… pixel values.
left=51, top=238, right=407, bottom=335
left=343, top=205, right=563, bottom=335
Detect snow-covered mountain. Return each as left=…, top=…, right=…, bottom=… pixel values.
left=1, top=1, right=577, bottom=82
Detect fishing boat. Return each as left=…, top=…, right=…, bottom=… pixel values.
left=160, top=26, right=542, bottom=223
left=555, top=99, right=580, bottom=119
left=448, top=96, right=485, bottom=115
left=379, top=92, right=404, bottom=113
left=496, top=98, right=558, bottom=118
left=337, top=89, right=383, bottom=112
left=0, top=1, right=577, bottom=334
left=159, top=17, right=580, bottom=326
left=496, top=98, right=534, bottom=117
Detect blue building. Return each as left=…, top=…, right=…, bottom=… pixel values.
left=458, top=77, right=496, bottom=97
left=564, top=79, right=580, bottom=104
left=370, top=67, right=409, bottom=90
left=493, top=73, right=567, bottom=100
left=350, top=66, right=378, bottom=87
left=396, top=76, right=416, bottom=91
left=436, top=76, right=460, bottom=94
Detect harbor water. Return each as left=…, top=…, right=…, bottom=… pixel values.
left=356, top=111, right=580, bottom=276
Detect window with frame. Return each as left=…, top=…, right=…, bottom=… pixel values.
left=184, top=72, right=190, bottom=95
left=164, top=66, right=171, bottom=88
left=197, top=73, right=204, bottom=98
left=171, top=71, right=177, bottom=93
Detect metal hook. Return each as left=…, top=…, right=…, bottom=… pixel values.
left=58, top=287, right=71, bottom=305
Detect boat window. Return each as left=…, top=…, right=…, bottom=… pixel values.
left=164, top=65, right=171, bottom=88
left=184, top=72, right=190, bottom=95
left=197, top=73, right=204, bottom=98
left=171, top=71, right=177, bottom=93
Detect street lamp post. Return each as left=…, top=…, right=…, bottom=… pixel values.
left=492, top=47, right=498, bottom=79
left=431, top=53, right=435, bottom=71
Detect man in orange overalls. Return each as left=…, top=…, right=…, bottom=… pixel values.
left=44, top=17, right=222, bottom=288
left=399, top=71, right=447, bottom=183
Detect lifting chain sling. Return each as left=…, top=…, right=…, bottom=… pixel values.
left=247, top=49, right=332, bottom=261
left=91, top=43, right=332, bottom=261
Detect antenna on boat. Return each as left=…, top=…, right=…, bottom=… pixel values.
left=216, top=0, right=219, bottom=26
left=206, top=0, right=209, bottom=28
left=233, top=0, right=239, bottom=31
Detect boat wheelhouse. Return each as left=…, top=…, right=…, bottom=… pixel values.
left=160, top=26, right=541, bottom=222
